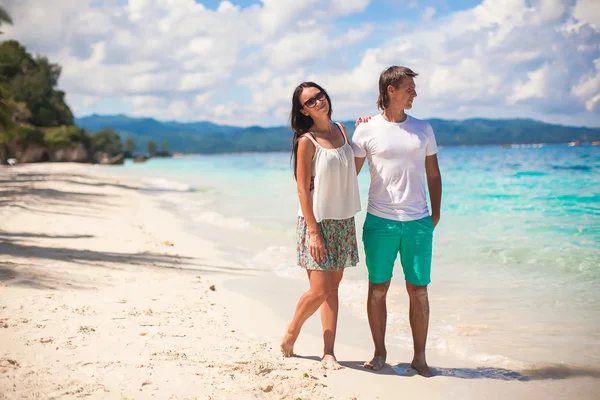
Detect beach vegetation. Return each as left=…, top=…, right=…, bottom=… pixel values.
left=0, top=37, right=128, bottom=164
left=125, top=137, right=136, bottom=154
left=147, top=140, right=157, bottom=155
left=91, top=128, right=123, bottom=157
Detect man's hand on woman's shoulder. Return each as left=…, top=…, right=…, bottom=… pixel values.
left=355, top=116, right=372, bottom=127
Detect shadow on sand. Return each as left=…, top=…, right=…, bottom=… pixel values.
left=0, top=169, right=258, bottom=290
left=0, top=172, right=194, bottom=194
left=0, top=232, right=257, bottom=291
left=294, top=356, right=600, bottom=381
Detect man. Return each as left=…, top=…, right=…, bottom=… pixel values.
left=351, top=66, right=442, bottom=377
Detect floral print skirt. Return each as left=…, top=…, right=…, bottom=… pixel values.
left=296, top=216, right=359, bottom=271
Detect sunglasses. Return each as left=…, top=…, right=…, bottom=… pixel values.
left=302, top=91, right=326, bottom=108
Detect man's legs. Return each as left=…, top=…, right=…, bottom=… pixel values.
left=406, top=282, right=431, bottom=376
left=364, top=279, right=391, bottom=370
left=400, top=216, right=434, bottom=377
left=362, top=213, right=401, bottom=371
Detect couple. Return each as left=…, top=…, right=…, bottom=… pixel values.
left=280, top=65, right=442, bottom=377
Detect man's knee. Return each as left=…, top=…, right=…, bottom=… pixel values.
left=369, top=282, right=390, bottom=303
left=406, top=282, right=428, bottom=298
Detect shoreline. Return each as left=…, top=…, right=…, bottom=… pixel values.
left=1, top=163, right=598, bottom=399
left=2, top=139, right=597, bottom=168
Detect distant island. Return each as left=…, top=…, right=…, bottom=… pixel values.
left=76, top=114, right=600, bottom=155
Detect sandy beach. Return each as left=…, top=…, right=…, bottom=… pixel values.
left=1, top=163, right=598, bottom=400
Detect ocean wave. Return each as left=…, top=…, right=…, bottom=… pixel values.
left=551, top=165, right=592, bottom=171
left=246, top=246, right=302, bottom=278
left=513, top=171, right=547, bottom=177
left=193, top=211, right=251, bottom=230
left=143, top=177, right=194, bottom=192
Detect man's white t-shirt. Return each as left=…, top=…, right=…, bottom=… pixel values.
left=351, top=114, right=438, bottom=222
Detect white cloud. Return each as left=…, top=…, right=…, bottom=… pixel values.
left=262, top=24, right=372, bottom=69
left=573, top=0, right=600, bottom=28
left=572, top=58, right=600, bottom=111
left=1, top=0, right=598, bottom=126
left=217, top=1, right=239, bottom=13
left=508, top=63, right=552, bottom=104
left=421, top=7, right=436, bottom=22
left=194, top=92, right=213, bottom=106
left=586, top=94, right=600, bottom=112
left=2, top=0, right=377, bottom=124
left=126, top=95, right=165, bottom=109
left=331, top=0, right=370, bottom=15
left=316, top=0, right=600, bottom=123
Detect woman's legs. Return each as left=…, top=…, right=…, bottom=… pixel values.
left=281, top=270, right=333, bottom=357
left=320, top=268, right=344, bottom=369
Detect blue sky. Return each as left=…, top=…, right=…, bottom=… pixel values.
left=3, top=0, right=600, bottom=127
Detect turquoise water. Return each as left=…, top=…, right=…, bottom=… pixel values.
left=96, top=144, right=600, bottom=368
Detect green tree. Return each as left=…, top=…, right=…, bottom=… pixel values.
left=125, top=137, right=136, bottom=154
left=0, top=85, right=15, bottom=164
left=0, top=6, right=12, bottom=34
left=147, top=140, right=157, bottom=155
left=0, top=35, right=91, bottom=165
left=91, top=129, right=122, bottom=157
left=0, top=85, right=13, bottom=133
left=160, top=140, right=168, bottom=152
left=0, top=7, right=14, bottom=163
left=0, top=40, right=74, bottom=127
left=44, top=125, right=88, bottom=148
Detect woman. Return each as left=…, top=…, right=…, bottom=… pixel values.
left=280, top=82, right=361, bottom=370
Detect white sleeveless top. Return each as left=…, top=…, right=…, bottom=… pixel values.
left=298, top=122, right=361, bottom=222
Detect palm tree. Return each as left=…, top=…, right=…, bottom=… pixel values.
left=125, top=137, right=136, bottom=154
left=0, top=85, right=15, bottom=165
left=0, top=6, right=13, bottom=34
left=0, top=6, right=14, bottom=163
left=147, top=140, right=157, bottom=155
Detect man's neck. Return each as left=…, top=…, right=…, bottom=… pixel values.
left=382, top=107, right=407, bottom=123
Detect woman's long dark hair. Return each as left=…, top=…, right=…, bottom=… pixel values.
left=290, top=82, right=332, bottom=180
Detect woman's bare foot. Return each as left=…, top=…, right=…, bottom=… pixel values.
left=321, top=354, right=343, bottom=370
left=411, top=357, right=433, bottom=377
left=363, top=355, right=386, bottom=371
left=280, top=324, right=296, bottom=357
left=280, top=336, right=294, bottom=357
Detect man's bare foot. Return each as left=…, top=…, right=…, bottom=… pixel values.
left=411, top=358, right=433, bottom=377
left=363, top=355, right=386, bottom=371
left=321, top=354, right=343, bottom=370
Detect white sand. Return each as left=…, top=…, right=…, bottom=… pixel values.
left=1, top=163, right=598, bottom=399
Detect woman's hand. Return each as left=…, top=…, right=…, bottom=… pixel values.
left=309, top=230, right=326, bottom=263
left=355, top=115, right=372, bottom=127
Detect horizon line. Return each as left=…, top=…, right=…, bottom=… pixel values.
left=75, top=113, right=600, bottom=130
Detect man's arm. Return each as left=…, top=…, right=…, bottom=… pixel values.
left=425, top=154, right=442, bottom=228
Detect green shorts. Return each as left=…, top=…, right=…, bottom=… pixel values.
left=362, top=213, right=434, bottom=286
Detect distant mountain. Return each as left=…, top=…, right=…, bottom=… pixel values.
left=75, top=114, right=600, bottom=154
left=76, top=114, right=243, bottom=136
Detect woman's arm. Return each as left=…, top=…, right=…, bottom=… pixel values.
left=296, top=136, right=325, bottom=262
